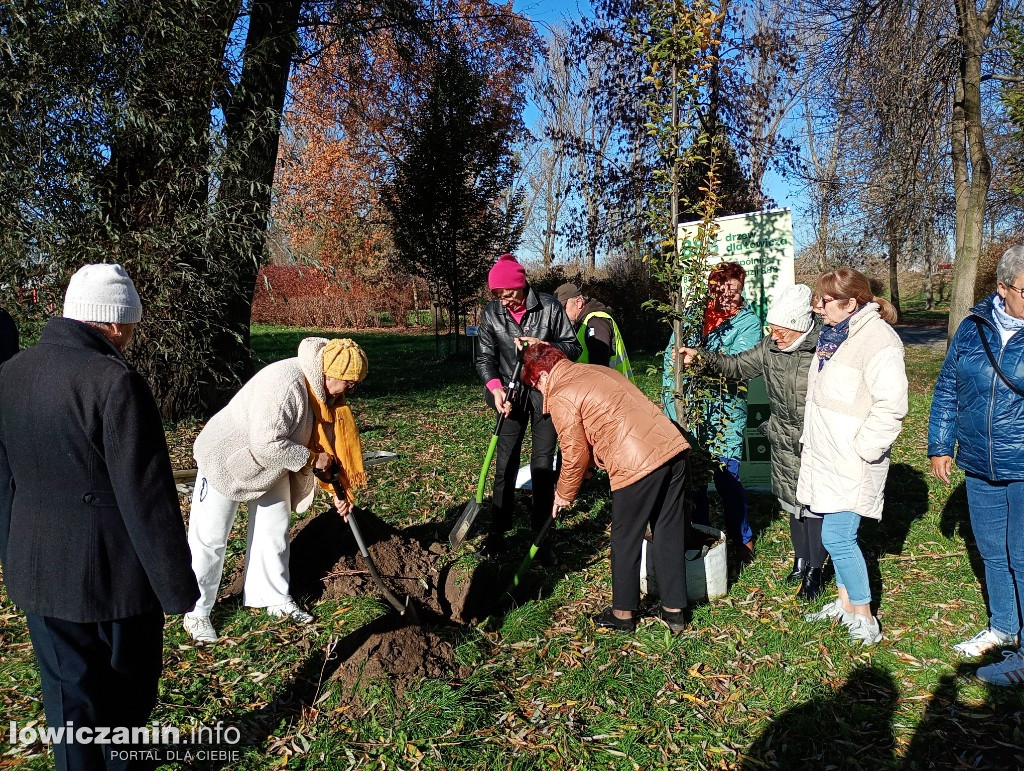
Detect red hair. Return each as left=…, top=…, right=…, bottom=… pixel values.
left=522, top=344, right=568, bottom=387
left=709, top=261, right=747, bottom=287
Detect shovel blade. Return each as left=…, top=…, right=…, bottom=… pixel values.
left=449, top=500, right=481, bottom=549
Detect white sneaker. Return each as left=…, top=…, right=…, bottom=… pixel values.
left=266, top=600, right=313, bottom=624
left=953, top=628, right=1018, bottom=658
left=847, top=614, right=883, bottom=646
left=976, top=648, right=1024, bottom=686
left=804, top=598, right=853, bottom=624
left=183, top=613, right=218, bottom=643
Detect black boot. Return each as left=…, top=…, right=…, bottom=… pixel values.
left=593, top=607, right=636, bottom=633
left=798, top=567, right=824, bottom=600
left=786, top=557, right=807, bottom=585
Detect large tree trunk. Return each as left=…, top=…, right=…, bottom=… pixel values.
left=205, top=0, right=303, bottom=413
left=948, top=0, right=1000, bottom=342
left=95, top=0, right=242, bottom=419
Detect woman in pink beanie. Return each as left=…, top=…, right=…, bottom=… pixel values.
left=475, top=253, right=581, bottom=564
left=488, top=253, right=527, bottom=291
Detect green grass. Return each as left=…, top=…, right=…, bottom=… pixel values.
left=2, top=324, right=1024, bottom=769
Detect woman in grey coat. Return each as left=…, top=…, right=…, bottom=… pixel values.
left=680, top=284, right=825, bottom=598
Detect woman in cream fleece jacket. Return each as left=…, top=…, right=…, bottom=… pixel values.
left=798, top=269, right=907, bottom=647
left=184, top=337, right=368, bottom=643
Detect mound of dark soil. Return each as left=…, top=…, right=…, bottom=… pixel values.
left=221, top=505, right=502, bottom=699
left=328, top=614, right=471, bottom=703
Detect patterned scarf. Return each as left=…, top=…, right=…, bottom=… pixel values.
left=305, top=381, right=366, bottom=502
left=816, top=314, right=853, bottom=371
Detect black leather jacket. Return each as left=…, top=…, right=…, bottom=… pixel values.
left=476, top=287, right=581, bottom=386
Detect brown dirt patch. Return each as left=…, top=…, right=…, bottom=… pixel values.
left=221, top=505, right=494, bottom=700
left=328, top=616, right=471, bottom=704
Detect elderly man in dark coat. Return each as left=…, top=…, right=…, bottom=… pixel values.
left=0, top=263, right=199, bottom=771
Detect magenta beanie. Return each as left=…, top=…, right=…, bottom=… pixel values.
left=488, top=253, right=527, bottom=290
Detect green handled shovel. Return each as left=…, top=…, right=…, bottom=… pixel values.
left=448, top=352, right=526, bottom=549
left=504, top=506, right=559, bottom=597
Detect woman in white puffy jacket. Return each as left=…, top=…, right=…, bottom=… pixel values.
left=797, top=268, right=907, bottom=646
left=183, top=337, right=369, bottom=643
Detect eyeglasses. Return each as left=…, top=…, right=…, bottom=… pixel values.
left=494, top=288, right=521, bottom=299
left=1004, top=283, right=1024, bottom=300
left=812, top=295, right=841, bottom=307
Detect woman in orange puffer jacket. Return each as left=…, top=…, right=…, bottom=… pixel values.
left=521, top=344, right=690, bottom=634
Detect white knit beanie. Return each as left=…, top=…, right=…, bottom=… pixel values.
left=766, top=284, right=813, bottom=332
left=63, top=263, right=143, bottom=324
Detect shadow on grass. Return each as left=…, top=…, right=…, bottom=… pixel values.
left=860, top=463, right=930, bottom=610
left=195, top=611, right=405, bottom=770
left=442, top=478, right=612, bottom=628
left=743, top=661, right=1024, bottom=769
left=939, top=481, right=988, bottom=612
left=901, top=662, right=1024, bottom=769
left=741, top=665, right=899, bottom=769
left=250, top=327, right=480, bottom=399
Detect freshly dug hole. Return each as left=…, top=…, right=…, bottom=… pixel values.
left=222, top=506, right=515, bottom=699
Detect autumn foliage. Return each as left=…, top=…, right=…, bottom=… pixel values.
left=269, top=1, right=537, bottom=326
left=251, top=265, right=427, bottom=328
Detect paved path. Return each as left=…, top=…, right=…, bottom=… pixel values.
left=893, top=325, right=947, bottom=350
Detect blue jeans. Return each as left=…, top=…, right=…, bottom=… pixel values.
left=821, top=511, right=870, bottom=606
left=692, top=457, right=752, bottom=546
left=965, top=474, right=1024, bottom=637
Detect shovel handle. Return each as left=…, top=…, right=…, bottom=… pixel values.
left=475, top=434, right=500, bottom=504
left=344, top=510, right=407, bottom=615
left=506, top=513, right=556, bottom=594
left=476, top=353, right=526, bottom=504
left=315, top=466, right=409, bottom=616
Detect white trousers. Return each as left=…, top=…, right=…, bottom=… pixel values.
left=188, top=470, right=293, bottom=615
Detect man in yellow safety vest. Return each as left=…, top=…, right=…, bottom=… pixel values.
left=554, top=283, right=633, bottom=381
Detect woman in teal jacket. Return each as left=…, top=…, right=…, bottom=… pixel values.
left=662, top=262, right=763, bottom=556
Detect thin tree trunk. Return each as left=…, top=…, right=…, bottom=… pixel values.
left=887, top=220, right=901, bottom=315
left=670, top=59, right=687, bottom=428
left=923, top=230, right=935, bottom=311
left=817, top=206, right=831, bottom=272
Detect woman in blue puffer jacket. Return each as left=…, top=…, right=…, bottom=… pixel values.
left=929, top=245, right=1024, bottom=685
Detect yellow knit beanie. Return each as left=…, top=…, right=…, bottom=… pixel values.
left=322, top=338, right=368, bottom=382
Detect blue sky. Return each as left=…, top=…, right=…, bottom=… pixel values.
left=513, top=0, right=592, bottom=28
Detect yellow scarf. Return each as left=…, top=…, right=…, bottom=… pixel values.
left=305, top=381, right=366, bottom=503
